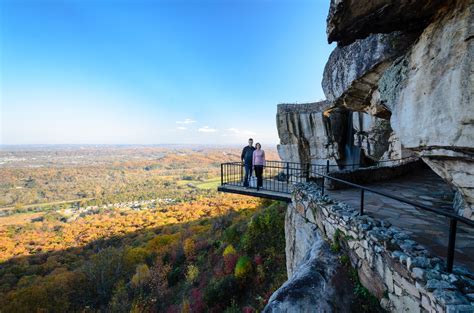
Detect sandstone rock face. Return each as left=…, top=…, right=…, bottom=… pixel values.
left=276, top=102, right=340, bottom=167
left=379, top=1, right=473, bottom=151
left=327, top=0, right=447, bottom=45
left=322, top=32, right=417, bottom=115
left=264, top=236, right=348, bottom=313
left=380, top=132, right=418, bottom=161
left=265, top=203, right=353, bottom=313
left=378, top=0, right=474, bottom=218
left=276, top=103, right=395, bottom=169
left=353, top=112, right=392, bottom=160
left=285, top=201, right=321, bottom=277
left=422, top=153, right=474, bottom=220
left=277, top=0, right=473, bottom=218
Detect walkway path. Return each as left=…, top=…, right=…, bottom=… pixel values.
left=326, top=168, right=474, bottom=270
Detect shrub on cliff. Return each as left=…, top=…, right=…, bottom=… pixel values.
left=82, top=247, right=125, bottom=306
left=203, top=275, right=238, bottom=308
left=123, top=247, right=150, bottom=273
left=131, top=264, right=151, bottom=288
left=108, top=280, right=131, bottom=313
left=222, top=244, right=239, bottom=274
left=223, top=223, right=244, bottom=247
left=241, top=202, right=285, bottom=256
left=222, top=244, right=237, bottom=257
left=185, top=264, right=199, bottom=285
left=234, top=256, right=252, bottom=280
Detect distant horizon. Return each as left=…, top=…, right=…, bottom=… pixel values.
left=1, top=0, right=334, bottom=145
left=0, top=142, right=280, bottom=149
left=0, top=142, right=278, bottom=146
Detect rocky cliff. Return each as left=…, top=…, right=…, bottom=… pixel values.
left=263, top=207, right=352, bottom=312
left=264, top=184, right=474, bottom=312
left=276, top=0, right=474, bottom=219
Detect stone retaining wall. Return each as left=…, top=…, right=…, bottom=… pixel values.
left=290, top=182, right=474, bottom=312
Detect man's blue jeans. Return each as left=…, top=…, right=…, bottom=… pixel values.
left=243, top=163, right=252, bottom=187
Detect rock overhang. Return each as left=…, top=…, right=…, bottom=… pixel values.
left=326, top=0, right=448, bottom=46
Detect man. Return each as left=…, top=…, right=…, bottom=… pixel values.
left=241, top=138, right=255, bottom=188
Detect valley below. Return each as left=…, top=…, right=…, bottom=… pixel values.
left=0, top=145, right=290, bottom=312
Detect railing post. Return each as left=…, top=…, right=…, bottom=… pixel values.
left=286, top=162, right=290, bottom=184
left=321, top=176, right=325, bottom=196
left=326, top=159, right=330, bottom=174
left=446, top=218, right=457, bottom=273
left=360, top=189, right=365, bottom=215
left=305, top=163, right=311, bottom=182
left=221, top=164, right=224, bottom=185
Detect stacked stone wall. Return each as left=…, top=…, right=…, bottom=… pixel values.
left=289, top=183, right=474, bottom=312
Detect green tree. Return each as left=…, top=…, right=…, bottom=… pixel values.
left=108, top=280, right=131, bottom=313
left=82, top=247, right=124, bottom=307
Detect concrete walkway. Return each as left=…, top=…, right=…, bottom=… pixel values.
left=326, top=168, right=474, bottom=270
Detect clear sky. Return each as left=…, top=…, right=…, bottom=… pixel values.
left=1, top=0, right=334, bottom=145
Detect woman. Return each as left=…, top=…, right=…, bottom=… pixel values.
left=252, top=143, right=266, bottom=191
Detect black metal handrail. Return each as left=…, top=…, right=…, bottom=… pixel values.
left=220, top=161, right=326, bottom=194
left=316, top=170, right=474, bottom=273
left=220, top=159, right=474, bottom=273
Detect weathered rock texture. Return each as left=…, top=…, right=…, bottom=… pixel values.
left=276, top=102, right=398, bottom=170
left=264, top=210, right=353, bottom=312
left=422, top=155, right=474, bottom=220
left=322, top=32, right=417, bottom=116
left=272, top=183, right=474, bottom=312
left=379, top=1, right=473, bottom=150
left=277, top=0, right=473, bottom=218
left=276, top=102, right=340, bottom=167
left=353, top=112, right=392, bottom=160
left=377, top=0, right=474, bottom=218
left=327, top=0, right=447, bottom=45
left=270, top=0, right=474, bottom=311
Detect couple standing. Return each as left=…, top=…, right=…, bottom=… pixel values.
left=241, top=138, right=266, bottom=191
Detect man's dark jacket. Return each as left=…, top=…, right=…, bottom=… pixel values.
left=241, top=146, right=255, bottom=165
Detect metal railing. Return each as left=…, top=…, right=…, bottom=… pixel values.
left=316, top=170, right=474, bottom=273
left=220, top=159, right=474, bottom=273
left=220, top=161, right=325, bottom=194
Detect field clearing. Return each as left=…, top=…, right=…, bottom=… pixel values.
left=0, top=211, right=44, bottom=226
left=195, top=177, right=221, bottom=189
left=176, top=177, right=221, bottom=190
left=0, top=198, right=95, bottom=212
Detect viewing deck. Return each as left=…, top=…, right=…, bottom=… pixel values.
left=217, top=179, right=291, bottom=202
left=218, top=160, right=474, bottom=272
left=217, top=161, right=314, bottom=202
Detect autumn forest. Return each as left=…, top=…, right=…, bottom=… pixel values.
left=0, top=145, right=286, bottom=312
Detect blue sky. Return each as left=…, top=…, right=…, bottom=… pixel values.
left=1, top=0, right=334, bottom=145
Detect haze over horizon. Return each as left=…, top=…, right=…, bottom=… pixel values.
left=1, top=0, right=334, bottom=146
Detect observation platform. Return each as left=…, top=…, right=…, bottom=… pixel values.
left=217, top=160, right=305, bottom=202
left=218, top=160, right=474, bottom=272
left=217, top=179, right=291, bottom=202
